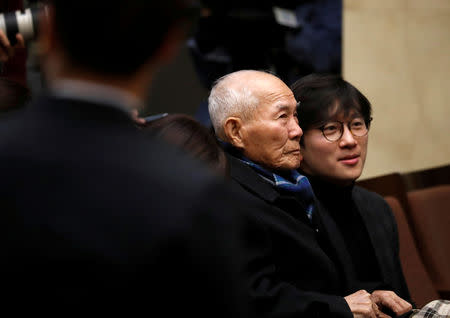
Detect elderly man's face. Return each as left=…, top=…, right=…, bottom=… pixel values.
left=240, top=78, right=303, bottom=171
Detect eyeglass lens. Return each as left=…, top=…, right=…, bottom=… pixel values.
left=321, top=118, right=369, bottom=141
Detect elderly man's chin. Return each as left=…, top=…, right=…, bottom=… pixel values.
left=276, top=154, right=302, bottom=171
left=289, top=158, right=302, bottom=170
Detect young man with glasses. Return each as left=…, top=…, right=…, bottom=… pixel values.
left=291, top=74, right=414, bottom=317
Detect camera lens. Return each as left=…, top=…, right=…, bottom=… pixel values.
left=0, top=7, right=44, bottom=44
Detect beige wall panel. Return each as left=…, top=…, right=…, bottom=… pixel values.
left=408, top=0, right=450, bottom=10
left=346, top=0, right=450, bottom=10
left=344, top=1, right=450, bottom=179
left=346, top=0, right=407, bottom=10
left=406, top=10, right=450, bottom=167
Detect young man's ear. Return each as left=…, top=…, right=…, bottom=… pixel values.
left=224, top=117, right=245, bottom=149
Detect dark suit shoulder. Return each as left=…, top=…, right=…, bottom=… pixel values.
left=352, top=185, right=393, bottom=219
left=353, top=185, right=385, bottom=202
left=0, top=98, right=248, bottom=317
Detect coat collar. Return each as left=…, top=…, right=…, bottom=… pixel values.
left=226, top=152, right=315, bottom=225
left=226, top=153, right=281, bottom=203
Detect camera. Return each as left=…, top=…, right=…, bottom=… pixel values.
left=0, top=6, right=46, bottom=44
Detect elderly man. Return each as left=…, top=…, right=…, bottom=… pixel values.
left=208, top=70, right=405, bottom=318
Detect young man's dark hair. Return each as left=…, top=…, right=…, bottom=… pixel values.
left=291, top=73, right=372, bottom=132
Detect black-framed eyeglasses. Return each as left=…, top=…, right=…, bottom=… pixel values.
left=318, top=117, right=372, bottom=142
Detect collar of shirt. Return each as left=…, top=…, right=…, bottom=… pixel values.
left=49, top=79, right=144, bottom=117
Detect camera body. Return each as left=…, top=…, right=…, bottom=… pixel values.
left=0, top=7, right=45, bottom=44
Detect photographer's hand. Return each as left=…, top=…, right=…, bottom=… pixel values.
left=0, top=31, right=25, bottom=63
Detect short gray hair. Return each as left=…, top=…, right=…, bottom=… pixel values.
left=208, top=70, right=262, bottom=139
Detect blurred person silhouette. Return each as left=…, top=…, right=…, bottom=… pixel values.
left=0, top=1, right=28, bottom=111
left=1, top=0, right=45, bottom=99
left=0, top=30, right=26, bottom=76
left=141, top=113, right=228, bottom=175
left=208, top=69, right=409, bottom=318
left=0, top=1, right=254, bottom=316
left=0, top=0, right=27, bottom=86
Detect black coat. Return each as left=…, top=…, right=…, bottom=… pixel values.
left=310, top=178, right=411, bottom=303
left=227, top=153, right=411, bottom=318
left=0, top=95, right=248, bottom=317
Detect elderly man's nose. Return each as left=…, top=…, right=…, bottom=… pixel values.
left=289, top=120, right=303, bottom=139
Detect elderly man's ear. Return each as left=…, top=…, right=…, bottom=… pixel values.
left=224, top=117, right=245, bottom=149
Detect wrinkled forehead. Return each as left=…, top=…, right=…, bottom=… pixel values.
left=258, top=81, right=296, bottom=107
left=265, top=88, right=295, bottom=102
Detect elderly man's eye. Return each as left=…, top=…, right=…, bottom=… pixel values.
left=278, top=114, right=288, bottom=119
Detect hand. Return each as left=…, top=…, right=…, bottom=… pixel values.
left=0, top=31, right=25, bottom=63
left=371, top=290, right=412, bottom=316
left=131, top=109, right=146, bottom=126
left=345, top=289, right=390, bottom=318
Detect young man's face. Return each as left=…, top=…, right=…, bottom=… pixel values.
left=300, top=112, right=369, bottom=185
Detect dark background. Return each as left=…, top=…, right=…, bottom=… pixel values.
left=145, top=44, right=208, bottom=117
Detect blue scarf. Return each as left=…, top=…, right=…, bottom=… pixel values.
left=239, top=155, right=315, bottom=221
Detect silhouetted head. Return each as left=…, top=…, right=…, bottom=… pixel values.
left=46, top=0, right=197, bottom=76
